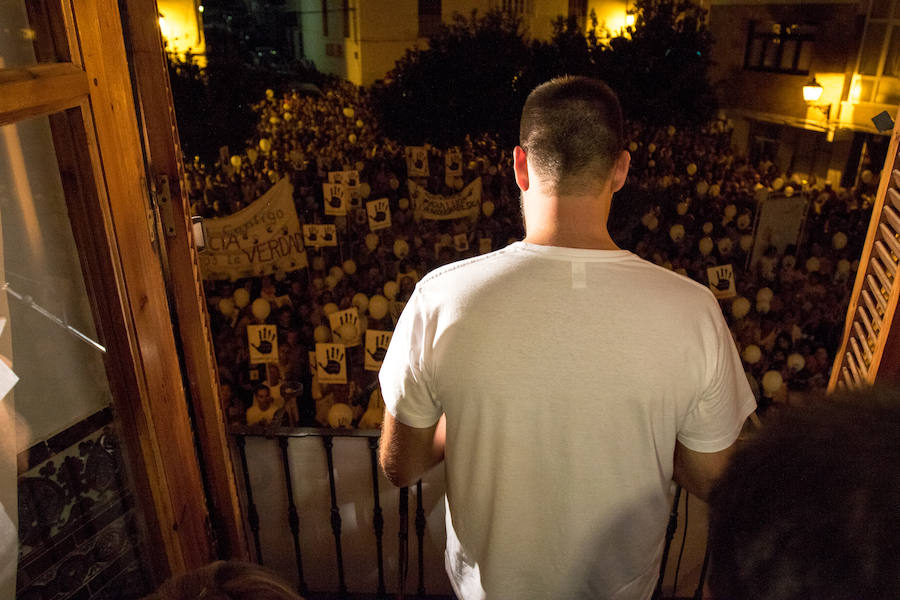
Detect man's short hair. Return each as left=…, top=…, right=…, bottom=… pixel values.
left=708, top=390, right=900, bottom=600
left=519, top=76, right=624, bottom=196
left=254, top=384, right=270, bottom=396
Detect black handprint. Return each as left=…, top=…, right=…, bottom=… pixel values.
left=367, top=334, right=390, bottom=362
left=318, top=346, right=344, bottom=374
left=307, top=229, right=318, bottom=241
left=716, top=278, right=731, bottom=291
left=373, top=209, right=386, bottom=222
left=348, top=176, right=358, bottom=186
left=252, top=328, right=275, bottom=354
left=414, top=158, right=424, bottom=169
left=323, top=230, right=334, bottom=242
left=329, top=194, right=342, bottom=208
left=339, top=312, right=358, bottom=327
left=449, top=160, right=460, bottom=171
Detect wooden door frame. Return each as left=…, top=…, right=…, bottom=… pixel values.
left=118, top=0, right=248, bottom=561
left=2, top=0, right=225, bottom=579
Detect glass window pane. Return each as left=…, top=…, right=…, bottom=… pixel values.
left=884, top=26, right=900, bottom=76
left=0, top=2, right=37, bottom=68
left=876, top=76, right=900, bottom=104
left=763, top=40, right=779, bottom=68
left=747, top=38, right=764, bottom=67
left=797, top=41, right=814, bottom=72
left=780, top=40, right=799, bottom=70
left=859, top=77, right=877, bottom=102
left=860, top=23, right=887, bottom=75
left=871, top=0, right=891, bottom=18
left=0, top=115, right=154, bottom=598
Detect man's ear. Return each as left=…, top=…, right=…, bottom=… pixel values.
left=513, top=146, right=529, bottom=192
left=611, top=150, right=630, bottom=193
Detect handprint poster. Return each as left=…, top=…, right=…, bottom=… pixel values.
left=323, top=182, right=348, bottom=216
left=365, top=330, right=393, bottom=372
left=453, top=233, right=469, bottom=252
left=248, top=324, right=279, bottom=364
left=366, top=198, right=392, bottom=231
left=707, top=264, right=736, bottom=299
left=328, top=307, right=361, bottom=347
left=445, top=147, right=463, bottom=188
left=406, top=146, right=429, bottom=177
left=302, top=224, right=338, bottom=248
left=316, top=343, right=347, bottom=384
left=445, top=148, right=462, bottom=177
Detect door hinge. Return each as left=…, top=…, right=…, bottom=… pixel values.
left=152, top=174, right=177, bottom=239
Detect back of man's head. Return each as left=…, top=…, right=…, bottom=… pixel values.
left=519, top=76, right=624, bottom=197
left=708, top=390, right=900, bottom=600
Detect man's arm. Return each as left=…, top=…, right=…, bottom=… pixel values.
left=673, top=440, right=736, bottom=502
left=379, top=411, right=446, bottom=488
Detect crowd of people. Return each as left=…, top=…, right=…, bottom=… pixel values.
left=188, top=79, right=876, bottom=429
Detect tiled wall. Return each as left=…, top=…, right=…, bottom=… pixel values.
left=16, top=408, right=153, bottom=600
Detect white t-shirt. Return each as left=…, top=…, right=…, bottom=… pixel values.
left=380, top=242, right=756, bottom=600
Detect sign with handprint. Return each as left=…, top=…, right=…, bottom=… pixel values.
left=479, top=238, right=492, bottom=254
left=328, top=307, right=361, bottom=347
left=328, top=170, right=344, bottom=185
left=406, top=146, right=429, bottom=177
left=445, top=147, right=462, bottom=176
left=707, top=264, right=736, bottom=299
left=302, top=224, right=338, bottom=248
left=364, top=330, right=393, bottom=372
left=248, top=324, right=279, bottom=364
left=316, top=343, right=347, bottom=384
left=366, top=198, right=392, bottom=231
left=323, top=182, right=348, bottom=216
left=453, top=233, right=469, bottom=252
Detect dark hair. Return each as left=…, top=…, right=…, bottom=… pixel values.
left=254, top=384, right=271, bottom=395
left=519, top=76, right=624, bottom=195
left=143, top=561, right=303, bottom=600
left=708, top=390, right=900, bottom=600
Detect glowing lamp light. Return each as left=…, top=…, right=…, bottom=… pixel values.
left=802, top=77, right=824, bottom=103
left=625, top=13, right=636, bottom=26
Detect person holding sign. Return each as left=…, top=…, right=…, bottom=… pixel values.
left=378, top=76, right=755, bottom=600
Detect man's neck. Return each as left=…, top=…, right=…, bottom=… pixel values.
left=523, top=229, right=620, bottom=250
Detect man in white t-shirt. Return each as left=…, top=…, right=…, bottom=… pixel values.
left=378, top=76, right=756, bottom=599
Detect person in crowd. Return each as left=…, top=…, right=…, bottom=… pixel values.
left=378, top=76, right=757, bottom=599
left=142, top=560, right=304, bottom=600
left=245, top=384, right=283, bottom=426
left=707, top=390, right=900, bottom=600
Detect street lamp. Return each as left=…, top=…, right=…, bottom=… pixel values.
left=803, top=76, right=830, bottom=119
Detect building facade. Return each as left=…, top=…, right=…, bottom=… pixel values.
left=287, top=0, right=629, bottom=86
left=708, top=0, right=896, bottom=186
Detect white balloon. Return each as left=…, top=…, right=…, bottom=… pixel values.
left=383, top=280, right=399, bottom=300
left=787, top=353, right=806, bottom=372
left=699, top=237, right=713, bottom=256
left=732, top=297, right=751, bottom=319
left=251, top=298, right=271, bottom=320
left=742, top=344, right=762, bottom=364
left=669, top=224, right=685, bottom=242
left=368, top=294, right=389, bottom=319
left=323, top=302, right=339, bottom=315
left=218, top=297, right=235, bottom=316
left=762, top=370, right=783, bottom=395
left=233, top=288, right=250, bottom=308
left=832, top=232, right=848, bottom=250
left=756, top=287, right=774, bottom=303
left=351, top=293, right=369, bottom=312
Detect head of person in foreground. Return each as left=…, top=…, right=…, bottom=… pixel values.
left=142, top=560, right=303, bottom=600
left=707, top=389, right=900, bottom=600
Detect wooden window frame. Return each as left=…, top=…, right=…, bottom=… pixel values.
left=1, top=0, right=247, bottom=581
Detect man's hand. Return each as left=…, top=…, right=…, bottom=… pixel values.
left=673, top=440, right=736, bottom=502
left=379, top=411, right=446, bottom=488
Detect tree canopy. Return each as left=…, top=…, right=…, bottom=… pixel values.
left=370, top=1, right=717, bottom=147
